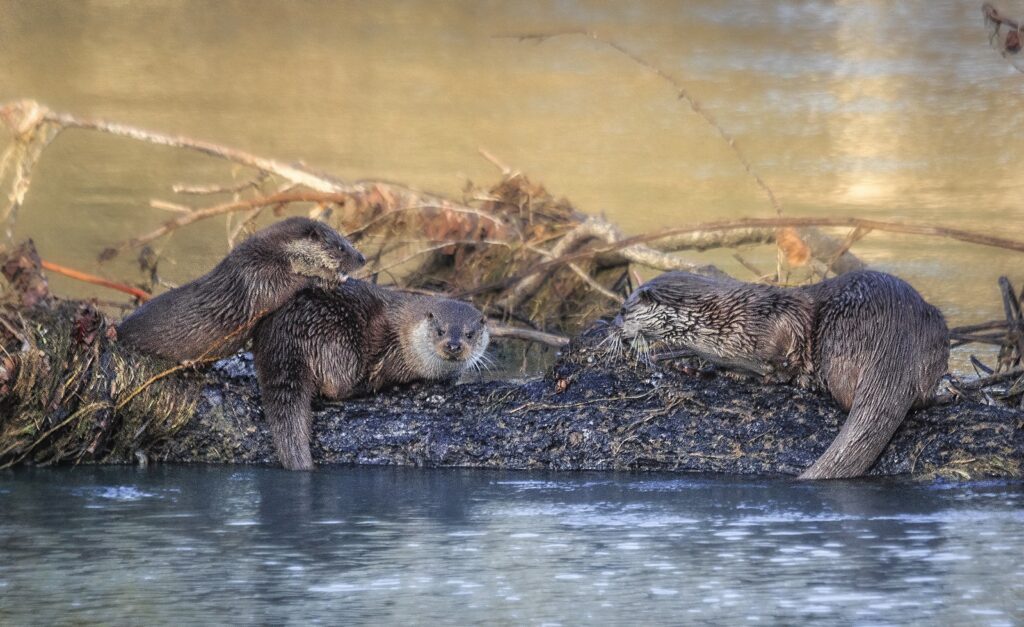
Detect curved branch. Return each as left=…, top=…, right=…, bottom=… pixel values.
left=500, top=31, right=782, bottom=216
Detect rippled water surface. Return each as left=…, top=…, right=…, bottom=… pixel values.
left=1, top=467, right=1022, bottom=624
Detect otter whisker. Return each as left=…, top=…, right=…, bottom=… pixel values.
left=607, top=331, right=624, bottom=359
left=468, top=351, right=494, bottom=373
left=476, top=353, right=497, bottom=370
left=627, top=334, right=654, bottom=369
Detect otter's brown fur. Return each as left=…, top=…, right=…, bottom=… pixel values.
left=252, top=280, right=490, bottom=470
left=117, top=217, right=365, bottom=362
left=616, top=270, right=949, bottom=480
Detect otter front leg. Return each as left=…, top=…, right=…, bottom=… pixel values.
left=261, top=378, right=317, bottom=471
left=253, top=330, right=321, bottom=471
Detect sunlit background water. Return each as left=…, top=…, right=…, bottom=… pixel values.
left=2, top=0, right=1024, bottom=341
left=1, top=467, right=1022, bottom=625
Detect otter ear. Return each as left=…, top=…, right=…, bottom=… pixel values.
left=479, top=316, right=486, bottom=326
left=308, top=223, right=329, bottom=241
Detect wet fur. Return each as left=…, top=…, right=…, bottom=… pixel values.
left=617, top=270, right=949, bottom=479
left=117, top=218, right=365, bottom=362
left=252, top=280, right=489, bottom=470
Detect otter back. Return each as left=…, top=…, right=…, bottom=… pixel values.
left=117, top=217, right=364, bottom=362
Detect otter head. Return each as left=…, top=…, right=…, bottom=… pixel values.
left=405, top=299, right=490, bottom=379
left=260, top=217, right=366, bottom=284
left=614, top=285, right=673, bottom=343
left=611, top=272, right=714, bottom=361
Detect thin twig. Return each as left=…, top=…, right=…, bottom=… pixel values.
left=951, top=368, right=1024, bottom=391
left=499, top=30, right=782, bottom=216
left=949, top=320, right=1008, bottom=334
left=40, top=260, right=150, bottom=301
left=149, top=199, right=193, bottom=214
left=173, top=171, right=269, bottom=195
left=361, top=239, right=517, bottom=278
left=824, top=226, right=870, bottom=277
left=478, top=147, right=513, bottom=176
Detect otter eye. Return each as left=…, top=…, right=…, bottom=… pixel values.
left=427, top=312, right=434, bottom=320
left=436, top=328, right=444, bottom=338
left=479, top=316, right=486, bottom=325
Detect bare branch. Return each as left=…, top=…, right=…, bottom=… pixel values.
left=172, top=172, right=269, bottom=196
left=488, top=323, right=569, bottom=348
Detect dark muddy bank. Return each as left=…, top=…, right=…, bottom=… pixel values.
left=1, top=298, right=1020, bottom=478
left=157, top=327, right=1023, bottom=480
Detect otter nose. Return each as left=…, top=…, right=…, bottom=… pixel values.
left=444, top=340, right=463, bottom=355
left=353, top=250, right=367, bottom=266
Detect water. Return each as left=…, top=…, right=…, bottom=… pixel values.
left=1, top=467, right=1022, bottom=624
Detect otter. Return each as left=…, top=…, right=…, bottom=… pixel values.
left=252, top=280, right=490, bottom=470
left=117, top=217, right=365, bottom=362
left=614, top=270, right=949, bottom=480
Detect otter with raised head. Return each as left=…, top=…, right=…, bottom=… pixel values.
left=252, top=280, right=490, bottom=470
left=614, top=270, right=949, bottom=480
left=117, top=217, right=365, bottom=362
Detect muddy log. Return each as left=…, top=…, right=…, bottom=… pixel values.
left=152, top=326, right=1023, bottom=480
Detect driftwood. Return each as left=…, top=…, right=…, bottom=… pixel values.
left=983, top=2, right=1024, bottom=73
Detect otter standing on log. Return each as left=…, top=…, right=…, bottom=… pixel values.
left=117, top=217, right=365, bottom=362
left=252, top=281, right=490, bottom=470
left=614, top=270, right=949, bottom=480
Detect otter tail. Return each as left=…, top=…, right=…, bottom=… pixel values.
left=798, top=367, right=917, bottom=480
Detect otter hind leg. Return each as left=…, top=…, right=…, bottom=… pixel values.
left=798, top=367, right=916, bottom=480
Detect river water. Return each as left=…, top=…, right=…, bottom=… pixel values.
left=1, top=467, right=1022, bottom=625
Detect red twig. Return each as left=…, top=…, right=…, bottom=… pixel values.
left=41, top=260, right=150, bottom=302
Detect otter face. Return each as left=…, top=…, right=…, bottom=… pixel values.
left=407, top=301, right=490, bottom=378
left=614, top=287, right=674, bottom=344
left=272, top=218, right=366, bottom=283
left=610, top=282, right=705, bottom=364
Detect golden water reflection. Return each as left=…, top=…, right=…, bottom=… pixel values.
left=2, top=0, right=1024, bottom=371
